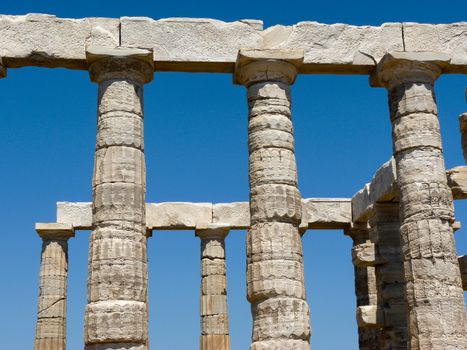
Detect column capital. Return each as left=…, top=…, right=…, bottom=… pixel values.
left=370, top=51, right=450, bottom=88
left=345, top=221, right=370, bottom=241
left=36, top=223, right=75, bottom=240
left=234, top=49, right=304, bottom=86
left=195, top=223, right=230, bottom=240
left=0, top=58, right=6, bottom=78
left=86, top=46, right=154, bottom=83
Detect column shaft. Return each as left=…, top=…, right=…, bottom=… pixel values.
left=369, top=203, right=407, bottom=349
left=197, top=226, right=230, bottom=350
left=34, top=224, right=74, bottom=350
left=346, top=223, right=381, bottom=350
left=372, top=52, right=467, bottom=349
left=236, top=50, right=311, bottom=350
left=84, top=48, right=153, bottom=350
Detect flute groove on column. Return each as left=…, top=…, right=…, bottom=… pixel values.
left=84, top=47, right=153, bottom=350
left=235, top=49, right=311, bottom=350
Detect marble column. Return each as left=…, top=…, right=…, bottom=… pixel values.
left=196, top=224, right=231, bottom=350
left=345, top=223, right=381, bottom=350
left=34, top=223, right=75, bottom=350
left=235, top=49, right=311, bottom=350
left=84, top=47, right=153, bottom=350
left=368, top=203, right=407, bottom=349
left=371, top=52, right=467, bottom=349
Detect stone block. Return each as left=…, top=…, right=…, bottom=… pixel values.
left=201, top=314, right=229, bottom=335
left=57, top=202, right=93, bottom=229
left=200, top=334, right=230, bottom=350
left=352, top=242, right=376, bottom=267
left=0, top=14, right=119, bottom=69
left=251, top=297, right=310, bottom=341
left=200, top=295, right=228, bottom=316
left=263, top=22, right=404, bottom=73
left=447, top=166, right=467, bottom=200
left=146, top=202, right=212, bottom=229
left=120, top=17, right=263, bottom=72
left=402, top=22, right=467, bottom=72
left=357, top=305, right=384, bottom=328
left=212, top=202, right=249, bottom=229
left=301, top=198, right=351, bottom=229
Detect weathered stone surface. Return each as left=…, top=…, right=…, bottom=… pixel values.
left=212, top=202, right=249, bottom=228
left=447, top=166, right=467, bottom=200
left=402, top=23, right=467, bottom=72
left=264, top=22, right=404, bottom=73
left=302, top=198, right=351, bottom=229
left=200, top=334, right=230, bottom=350
left=121, top=17, right=264, bottom=72
left=0, top=14, right=119, bottom=69
left=373, top=52, right=467, bottom=349
left=459, top=112, right=467, bottom=162
left=147, top=202, right=212, bottom=229
left=353, top=159, right=467, bottom=222
left=34, top=225, right=74, bottom=350
left=459, top=255, right=467, bottom=290
left=352, top=242, right=376, bottom=267
left=57, top=201, right=93, bottom=229
left=357, top=305, right=384, bottom=328
left=0, top=15, right=466, bottom=73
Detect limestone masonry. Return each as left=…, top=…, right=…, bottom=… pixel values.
left=8, top=12, right=463, bottom=350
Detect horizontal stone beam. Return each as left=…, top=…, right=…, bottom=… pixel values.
left=56, top=198, right=351, bottom=231
left=352, top=160, right=467, bottom=222
left=0, top=14, right=466, bottom=73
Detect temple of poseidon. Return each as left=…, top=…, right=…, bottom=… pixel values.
left=1, top=13, right=465, bottom=350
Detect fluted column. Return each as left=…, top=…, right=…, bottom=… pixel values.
left=371, top=52, right=467, bottom=349
left=196, top=224, right=231, bottom=350
left=84, top=47, right=153, bottom=350
left=34, top=223, right=75, bottom=350
left=368, top=203, right=407, bottom=349
left=235, top=49, right=311, bottom=350
left=345, top=223, right=381, bottom=350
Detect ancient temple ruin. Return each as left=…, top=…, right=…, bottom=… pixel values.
left=1, top=13, right=465, bottom=350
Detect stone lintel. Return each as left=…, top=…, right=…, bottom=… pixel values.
left=459, top=255, right=467, bottom=290
left=370, top=51, right=451, bottom=87
left=357, top=305, right=384, bottom=328
left=57, top=199, right=352, bottom=231
left=36, top=223, right=75, bottom=240
left=352, top=160, right=467, bottom=222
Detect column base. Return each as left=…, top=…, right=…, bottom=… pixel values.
left=200, top=335, right=230, bottom=350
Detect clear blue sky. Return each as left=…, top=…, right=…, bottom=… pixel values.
left=1, top=1, right=466, bottom=349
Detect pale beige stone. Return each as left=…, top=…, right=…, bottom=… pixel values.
left=357, top=305, right=384, bottom=328
left=34, top=224, right=74, bottom=350
left=447, top=166, right=467, bottom=200
left=301, top=198, right=351, bottom=229
left=373, top=52, right=467, bottom=349
left=352, top=242, right=376, bottom=267
left=147, top=202, right=212, bottom=229
left=0, top=14, right=119, bottom=69
left=459, top=255, right=467, bottom=290
left=121, top=17, right=264, bottom=72
left=200, top=334, right=230, bottom=350
left=212, top=202, right=250, bottom=228
left=402, top=23, right=467, bottom=72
